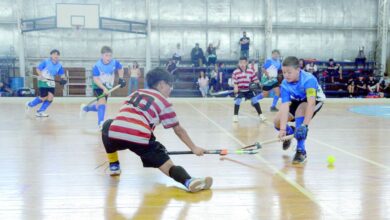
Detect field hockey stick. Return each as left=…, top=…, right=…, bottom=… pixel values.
left=31, top=74, right=62, bottom=83
left=240, top=135, right=294, bottom=150
left=167, top=148, right=260, bottom=156
left=209, top=90, right=234, bottom=96
left=85, top=84, right=121, bottom=106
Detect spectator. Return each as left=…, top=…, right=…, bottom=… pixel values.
left=191, top=43, right=206, bottom=67
left=128, top=61, right=141, bottom=95
left=0, top=81, right=13, bottom=96
left=355, top=75, right=367, bottom=97
left=366, top=75, right=379, bottom=94
left=218, top=62, right=228, bottom=90
left=327, top=58, right=342, bottom=83
left=249, top=60, right=259, bottom=75
left=197, top=71, right=209, bottom=98
left=209, top=64, right=219, bottom=93
left=239, top=31, right=250, bottom=58
left=346, top=73, right=355, bottom=98
left=166, top=59, right=177, bottom=74
left=298, top=59, right=305, bottom=69
left=206, top=40, right=220, bottom=66
left=172, top=43, right=182, bottom=66
left=305, top=60, right=318, bottom=74
left=379, top=73, right=390, bottom=98
left=355, top=46, right=366, bottom=69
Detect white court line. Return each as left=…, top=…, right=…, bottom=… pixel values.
left=224, top=102, right=390, bottom=171
left=186, top=101, right=343, bottom=219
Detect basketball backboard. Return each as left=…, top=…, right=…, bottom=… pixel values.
left=56, top=3, right=100, bottom=29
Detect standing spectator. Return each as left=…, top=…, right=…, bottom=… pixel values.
left=239, top=31, right=250, bottom=58
left=191, top=43, right=206, bottom=67
left=298, top=59, right=305, bottom=69
left=366, top=75, right=379, bottom=95
left=355, top=75, right=367, bottom=97
left=172, top=43, right=182, bottom=66
left=327, top=59, right=342, bottom=83
left=379, top=73, right=390, bottom=98
left=206, top=40, right=220, bottom=66
left=128, top=61, right=141, bottom=95
left=355, top=46, right=366, bottom=69
left=197, top=71, right=209, bottom=98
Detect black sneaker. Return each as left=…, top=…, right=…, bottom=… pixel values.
left=270, top=106, right=279, bottom=112
left=292, top=151, right=307, bottom=164
left=282, top=126, right=295, bottom=150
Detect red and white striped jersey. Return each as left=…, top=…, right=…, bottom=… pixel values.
left=108, top=89, right=179, bottom=145
left=232, top=67, right=258, bottom=91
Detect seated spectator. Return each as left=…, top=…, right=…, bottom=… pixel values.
left=172, top=43, right=182, bottom=66
left=326, top=58, right=342, bottom=83
left=166, top=59, right=177, bottom=74
left=366, top=75, right=379, bottom=95
left=197, top=71, right=209, bottom=98
left=298, top=58, right=305, bottom=69
left=305, top=60, right=318, bottom=76
left=209, top=64, right=219, bottom=92
left=379, top=73, right=390, bottom=98
left=355, top=75, right=367, bottom=97
left=206, top=40, right=220, bottom=66
left=346, top=74, right=355, bottom=98
left=191, top=43, right=206, bottom=67
left=0, top=81, right=13, bottom=96
left=355, top=46, right=366, bottom=69
left=218, top=62, right=228, bottom=90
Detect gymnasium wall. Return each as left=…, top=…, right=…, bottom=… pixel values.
left=0, top=0, right=383, bottom=71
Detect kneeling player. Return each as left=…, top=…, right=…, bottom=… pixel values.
left=101, top=67, right=212, bottom=193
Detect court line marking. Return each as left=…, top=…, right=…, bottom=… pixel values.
left=222, top=102, right=390, bottom=171
left=186, top=101, right=343, bottom=219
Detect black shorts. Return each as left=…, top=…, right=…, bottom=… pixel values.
left=39, top=87, right=55, bottom=98
left=101, top=119, right=170, bottom=168
left=94, top=89, right=108, bottom=101
left=289, top=99, right=323, bottom=121
left=236, top=91, right=256, bottom=100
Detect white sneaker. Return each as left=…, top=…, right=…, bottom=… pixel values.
left=233, top=115, right=239, bottom=122
left=35, top=111, right=49, bottom=117
left=259, top=114, right=266, bottom=122
left=80, top=104, right=87, bottom=119
left=187, top=177, right=213, bottom=193
left=25, top=101, right=31, bottom=115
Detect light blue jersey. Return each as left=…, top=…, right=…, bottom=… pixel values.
left=280, top=70, right=326, bottom=103
left=92, top=59, right=123, bottom=89
left=37, top=58, right=64, bottom=88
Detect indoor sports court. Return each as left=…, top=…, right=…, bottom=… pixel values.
left=1, top=1, right=390, bottom=220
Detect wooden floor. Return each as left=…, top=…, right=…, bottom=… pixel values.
left=0, top=97, right=389, bottom=220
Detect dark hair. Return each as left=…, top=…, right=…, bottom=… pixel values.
left=101, top=46, right=112, bottom=54
left=329, top=58, right=334, bottom=62
left=239, top=56, right=248, bottom=61
left=50, top=49, right=60, bottom=55
left=272, top=49, right=280, bottom=55
left=385, top=73, right=388, bottom=77
left=146, top=67, right=173, bottom=88
left=282, top=56, right=299, bottom=68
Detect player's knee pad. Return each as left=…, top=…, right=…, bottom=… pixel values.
left=234, top=98, right=242, bottom=105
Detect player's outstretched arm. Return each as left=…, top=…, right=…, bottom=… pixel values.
left=303, top=96, right=316, bottom=126
left=93, top=77, right=109, bottom=94
left=278, top=102, right=290, bottom=139
left=172, top=124, right=205, bottom=156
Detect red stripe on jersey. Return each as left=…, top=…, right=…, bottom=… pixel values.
left=164, top=122, right=179, bottom=129
left=108, top=137, right=149, bottom=146
left=160, top=111, right=177, bottom=121
left=119, top=107, right=152, bottom=124
left=115, top=116, right=151, bottom=131
left=109, top=125, right=151, bottom=139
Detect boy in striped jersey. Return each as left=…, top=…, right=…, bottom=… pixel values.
left=232, top=56, right=266, bottom=122
left=101, top=67, right=212, bottom=193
